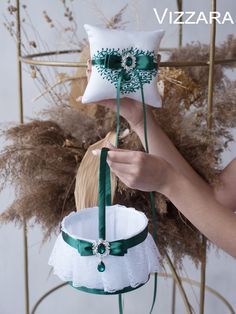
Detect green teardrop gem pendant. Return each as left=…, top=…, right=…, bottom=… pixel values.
left=97, top=261, right=106, bottom=272
left=92, top=240, right=110, bottom=272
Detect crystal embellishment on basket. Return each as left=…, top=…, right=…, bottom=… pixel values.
left=92, top=239, right=110, bottom=272
left=92, top=239, right=111, bottom=257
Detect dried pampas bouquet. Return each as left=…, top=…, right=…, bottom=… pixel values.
left=1, top=35, right=236, bottom=266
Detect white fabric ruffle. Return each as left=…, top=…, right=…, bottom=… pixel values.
left=48, top=205, right=161, bottom=293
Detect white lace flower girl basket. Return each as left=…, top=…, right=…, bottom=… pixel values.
left=49, top=148, right=160, bottom=294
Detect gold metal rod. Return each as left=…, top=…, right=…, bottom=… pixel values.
left=200, top=237, right=207, bottom=314
left=23, top=222, right=30, bottom=314
left=22, top=49, right=81, bottom=59
left=19, top=56, right=236, bottom=69
left=171, top=277, right=177, bottom=314
left=200, top=1, right=217, bottom=312
left=30, top=274, right=235, bottom=314
left=200, top=0, right=217, bottom=311
left=160, top=59, right=236, bottom=67
left=158, top=274, right=235, bottom=314
left=18, top=47, right=236, bottom=68
left=177, top=0, right=183, bottom=48
left=16, top=1, right=30, bottom=314
left=20, top=57, right=87, bottom=68
left=207, top=0, right=217, bottom=129
left=165, top=252, right=193, bottom=314
left=31, top=283, right=67, bottom=314
left=16, top=0, right=23, bottom=123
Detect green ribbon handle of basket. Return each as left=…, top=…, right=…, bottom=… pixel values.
left=96, top=52, right=158, bottom=314
left=115, top=62, right=158, bottom=314
left=116, top=73, right=158, bottom=314
left=98, top=147, right=111, bottom=240
left=98, top=148, right=125, bottom=314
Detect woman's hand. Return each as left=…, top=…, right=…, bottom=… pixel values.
left=93, top=146, right=236, bottom=258
left=78, top=59, right=153, bottom=130
left=93, top=144, right=173, bottom=193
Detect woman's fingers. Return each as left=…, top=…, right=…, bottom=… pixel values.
left=92, top=147, right=146, bottom=166
left=108, top=161, right=134, bottom=175
left=107, top=143, right=130, bottom=153
left=112, top=172, right=134, bottom=188
left=86, top=68, right=91, bottom=78
left=76, top=97, right=116, bottom=109
left=85, top=59, right=92, bottom=80
left=110, top=168, right=144, bottom=191
left=91, top=147, right=165, bottom=192
left=108, top=149, right=144, bottom=165
left=91, top=147, right=139, bottom=188
left=96, top=99, right=117, bottom=109
left=86, top=58, right=92, bottom=70
left=92, top=147, right=133, bottom=163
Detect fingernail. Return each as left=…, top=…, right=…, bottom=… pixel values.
left=91, top=149, right=101, bottom=156
left=120, top=128, right=130, bottom=139
left=76, top=96, right=82, bottom=102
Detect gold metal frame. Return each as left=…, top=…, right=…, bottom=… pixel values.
left=20, top=50, right=236, bottom=68
left=30, top=274, right=236, bottom=314
left=14, top=0, right=236, bottom=313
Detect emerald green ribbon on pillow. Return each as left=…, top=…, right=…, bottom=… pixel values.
left=92, top=47, right=158, bottom=97
left=92, top=53, right=157, bottom=71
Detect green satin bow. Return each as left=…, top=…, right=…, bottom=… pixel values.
left=62, top=225, right=148, bottom=257
left=92, top=54, right=157, bottom=71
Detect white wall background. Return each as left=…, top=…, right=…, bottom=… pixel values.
left=0, top=1, right=236, bottom=314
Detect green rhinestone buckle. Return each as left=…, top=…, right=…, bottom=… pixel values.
left=92, top=239, right=110, bottom=258
left=121, top=52, right=136, bottom=71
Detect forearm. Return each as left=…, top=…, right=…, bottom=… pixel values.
left=132, top=110, right=236, bottom=212
left=214, top=158, right=236, bottom=211
left=161, top=167, right=236, bottom=257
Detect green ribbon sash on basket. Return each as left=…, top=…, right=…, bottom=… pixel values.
left=62, top=224, right=148, bottom=257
